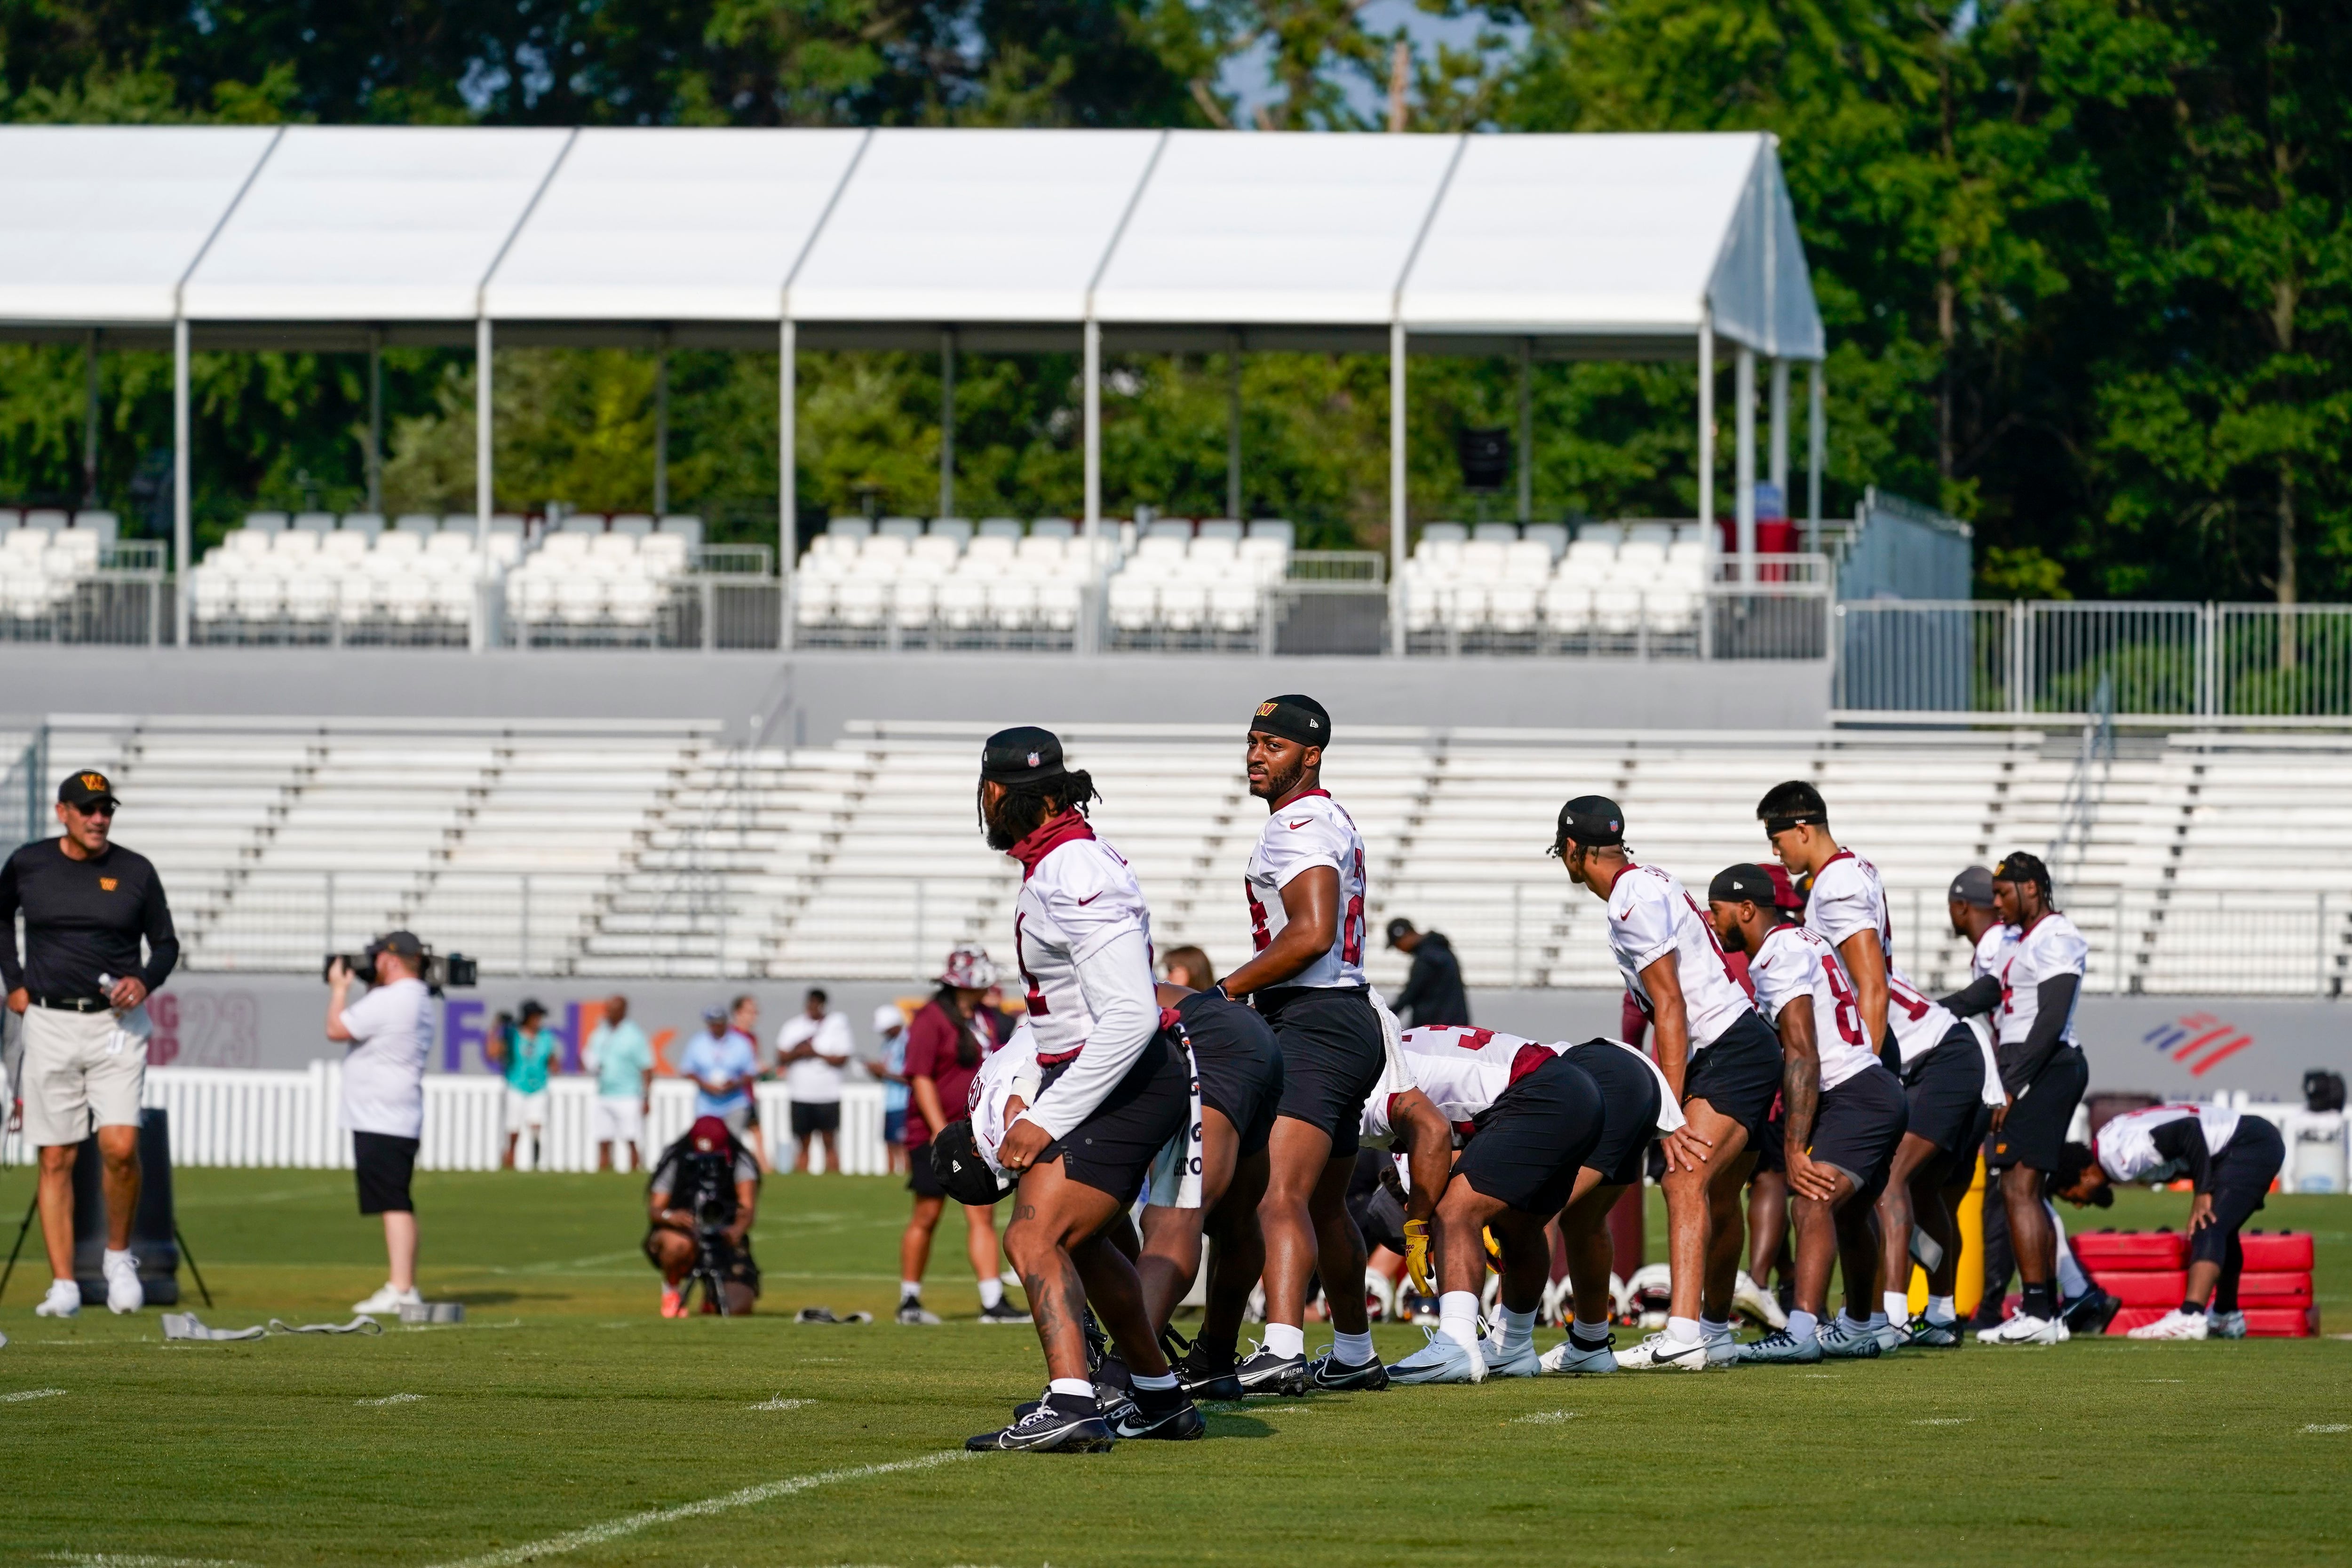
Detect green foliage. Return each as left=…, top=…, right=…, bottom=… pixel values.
left=1981, top=544, right=2072, bottom=600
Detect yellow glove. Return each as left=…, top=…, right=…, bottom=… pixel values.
left=1482, top=1226, right=1505, bottom=1272
left=1402, top=1219, right=1434, bottom=1296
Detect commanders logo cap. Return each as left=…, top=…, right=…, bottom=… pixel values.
left=1248, top=694, right=1330, bottom=748
left=979, top=725, right=1067, bottom=786
left=58, top=770, right=117, bottom=808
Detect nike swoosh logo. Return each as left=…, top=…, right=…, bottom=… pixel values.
left=1285, top=819, right=1310, bottom=829
left=1077, top=892, right=1101, bottom=905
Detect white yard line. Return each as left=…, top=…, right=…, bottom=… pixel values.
left=3, top=1388, right=69, bottom=1403
left=46, top=1555, right=245, bottom=1568
left=425, top=1451, right=975, bottom=1568
left=745, top=1395, right=814, bottom=1411
left=357, top=1393, right=427, bottom=1407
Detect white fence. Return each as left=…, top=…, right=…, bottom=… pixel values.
left=1, top=1067, right=892, bottom=1173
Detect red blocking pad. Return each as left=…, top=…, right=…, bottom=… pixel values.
left=2245, top=1305, right=2319, bottom=1337
left=2239, top=1233, right=2314, bottom=1271
left=2072, top=1231, right=2189, bottom=1268
left=2106, top=1306, right=2171, bottom=1335
left=2094, top=1270, right=2190, bottom=1307
left=2236, top=1272, right=2314, bottom=1306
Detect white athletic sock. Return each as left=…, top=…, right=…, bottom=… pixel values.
left=1786, top=1309, right=1819, bottom=1345
left=1048, top=1377, right=1095, bottom=1401
left=1838, top=1311, right=1872, bottom=1333
left=1572, top=1313, right=1611, bottom=1344
left=1498, top=1307, right=1536, bottom=1357
left=1700, top=1315, right=1730, bottom=1340
left=103, top=1247, right=133, bottom=1270
left=1926, top=1294, right=1957, bottom=1326
left=1263, top=1321, right=1305, bottom=1360
left=1333, top=1329, right=1374, bottom=1366
left=978, top=1278, right=1004, bottom=1309
left=1438, top=1291, right=1482, bottom=1353
left=1666, top=1315, right=1703, bottom=1345
left=1131, top=1370, right=1178, bottom=1392
left=2050, top=1203, right=2090, bottom=1297
left=1883, top=1290, right=1911, bottom=1327
left=899, top=1280, right=922, bottom=1300
left=1866, top=1311, right=1889, bottom=1330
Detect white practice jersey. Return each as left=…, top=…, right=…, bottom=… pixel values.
left=1806, top=847, right=1953, bottom=1064
left=1243, top=789, right=1368, bottom=988
left=968, top=1021, right=1044, bottom=1173
left=1360, top=1025, right=1560, bottom=1142
left=1009, top=819, right=1162, bottom=1138
left=1605, top=863, right=1757, bottom=1051
left=1748, top=923, right=1878, bottom=1090
left=1972, top=922, right=2016, bottom=982
left=1995, top=911, right=2090, bottom=1049
left=2094, top=1103, right=2243, bottom=1186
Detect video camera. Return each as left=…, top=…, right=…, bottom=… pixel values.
left=321, top=936, right=477, bottom=995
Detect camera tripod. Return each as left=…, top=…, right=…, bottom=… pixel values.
left=0, top=1117, right=214, bottom=1309
left=685, top=1228, right=734, bottom=1317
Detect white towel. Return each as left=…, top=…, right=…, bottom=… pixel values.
left=1965, top=1015, right=2007, bottom=1106
left=1143, top=1017, right=1205, bottom=1211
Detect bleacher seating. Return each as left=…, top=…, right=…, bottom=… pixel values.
left=1403, top=519, right=1708, bottom=650
left=30, top=718, right=2352, bottom=996
left=792, top=516, right=1117, bottom=647
left=0, top=510, right=130, bottom=624
left=1103, top=520, right=1295, bottom=648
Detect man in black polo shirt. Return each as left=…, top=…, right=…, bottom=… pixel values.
left=1, top=769, right=179, bottom=1319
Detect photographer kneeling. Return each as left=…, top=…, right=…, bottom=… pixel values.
left=644, top=1114, right=762, bottom=1317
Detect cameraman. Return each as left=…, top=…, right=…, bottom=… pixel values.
left=644, top=1114, right=762, bottom=1317
left=326, top=932, right=434, bottom=1318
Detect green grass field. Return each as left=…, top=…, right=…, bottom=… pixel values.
left=1, top=1166, right=2346, bottom=1568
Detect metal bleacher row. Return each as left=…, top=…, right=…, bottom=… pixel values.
left=32, top=719, right=2352, bottom=997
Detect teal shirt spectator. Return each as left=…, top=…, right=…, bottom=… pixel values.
left=504, top=1025, right=560, bottom=1096
left=586, top=1019, right=652, bottom=1100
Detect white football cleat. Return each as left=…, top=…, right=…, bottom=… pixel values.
left=1818, top=1317, right=1883, bottom=1359
left=2206, top=1309, right=2247, bottom=1340
left=1868, top=1318, right=1909, bottom=1354
left=1615, top=1329, right=1710, bottom=1371
left=103, top=1253, right=143, bottom=1315
left=1478, top=1336, right=1541, bottom=1378
left=35, top=1279, right=80, bottom=1318
left=1387, top=1328, right=1486, bottom=1385
left=2127, top=1307, right=2209, bottom=1341
left=352, top=1283, right=424, bottom=1316
left=1539, top=1335, right=1618, bottom=1375
left=1976, top=1312, right=2070, bottom=1345
left=1732, top=1270, right=1788, bottom=1329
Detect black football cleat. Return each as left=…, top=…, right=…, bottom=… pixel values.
left=1113, top=1390, right=1206, bottom=1441
left=2060, top=1287, right=2122, bottom=1338
left=969, top=1394, right=1116, bottom=1453
left=1308, top=1348, right=1391, bottom=1392
left=1233, top=1344, right=1310, bottom=1397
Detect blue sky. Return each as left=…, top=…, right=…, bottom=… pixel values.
left=1215, top=1, right=1532, bottom=127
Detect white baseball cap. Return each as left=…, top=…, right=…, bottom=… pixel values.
left=873, top=1003, right=907, bottom=1033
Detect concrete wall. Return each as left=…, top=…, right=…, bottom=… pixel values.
left=128, top=972, right=2346, bottom=1103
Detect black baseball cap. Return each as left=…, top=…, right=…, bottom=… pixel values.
left=1248, top=694, right=1330, bottom=748
left=1384, top=917, right=1416, bottom=947
left=516, top=996, right=548, bottom=1020
left=980, top=725, right=1067, bottom=786
left=1709, top=864, right=1779, bottom=905
left=58, top=770, right=117, bottom=809
left=1948, top=866, right=1995, bottom=907
left=1550, top=794, right=1625, bottom=854
left=928, top=1120, right=1011, bottom=1207
left=371, top=930, right=425, bottom=962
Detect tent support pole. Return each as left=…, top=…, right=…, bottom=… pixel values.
left=1226, top=329, right=1242, bottom=522
left=1390, top=320, right=1407, bottom=658
left=1083, top=319, right=1101, bottom=543
left=1807, top=360, right=1824, bottom=554
left=366, top=329, right=382, bottom=515
left=1697, top=310, right=1714, bottom=575
left=1735, top=343, right=1756, bottom=585
left=780, top=317, right=796, bottom=651
left=1768, top=356, right=1788, bottom=511
left=83, top=329, right=100, bottom=509
left=172, top=317, right=190, bottom=648
left=474, top=318, right=493, bottom=653
left=654, top=332, right=669, bottom=516
left=939, top=327, right=956, bottom=521
left=1516, top=336, right=1533, bottom=524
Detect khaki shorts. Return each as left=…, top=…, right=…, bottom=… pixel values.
left=20, top=1003, right=150, bottom=1148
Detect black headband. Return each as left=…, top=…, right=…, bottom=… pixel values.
left=1763, top=812, right=1827, bottom=836
left=1248, top=696, right=1329, bottom=748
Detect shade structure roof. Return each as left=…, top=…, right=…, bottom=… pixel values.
left=0, top=124, right=1823, bottom=360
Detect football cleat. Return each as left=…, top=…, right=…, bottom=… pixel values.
left=352, top=1283, right=421, bottom=1316
left=1387, top=1328, right=1486, bottom=1385
left=1734, top=1329, right=1823, bottom=1365
left=34, top=1280, right=79, bottom=1319
left=1169, top=1336, right=1245, bottom=1401
left=1703, top=1326, right=1743, bottom=1366
left=103, top=1253, right=143, bottom=1315
left=968, top=1396, right=1116, bottom=1454
left=977, top=1298, right=1032, bottom=1324
left=2060, top=1288, right=2122, bottom=1338
left=1976, top=1312, right=2070, bottom=1346
left=1112, top=1392, right=1206, bottom=1441
left=2207, top=1309, right=2247, bottom=1340
left=1614, top=1330, right=1709, bottom=1371
left=1232, top=1344, right=1310, bottom=1397
left=1732, top=1270, right=1788, bottom=1329
left=1538, top=1334, right=1617, bottom=1375
left=2126, top=1307, right=2209, bottom=1341
left=660, top=1286, right=686, bottom=1319
left=1478, top=1337, right=1542, bottom=1378
left=1308, top=1348, right=1391, bottom=1392
left=1817, top=1318, right=1883, bottom=1359
left=894, top=1298, right=941, bottom=1326
left=1867, top=1318, right=1908, bottom=1354
left=1905, top=1318, right=1963, bottom=1349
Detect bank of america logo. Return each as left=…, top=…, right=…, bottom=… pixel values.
left=2144, top=1012, right=2253, bottom=1076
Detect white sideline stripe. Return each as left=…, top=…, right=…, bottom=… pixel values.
left=4, top=1388, right=69, bottom=1403
left=745, top=1395, right=813, bottom=1411
left=46, top=1556, right=244, bottom=1567
left=357, top=1393, right=426, bottom=1407
left=426, top=1450, right=975, bottom=1568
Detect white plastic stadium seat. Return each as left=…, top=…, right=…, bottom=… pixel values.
left=1107, top=578, right=1157, bottom=631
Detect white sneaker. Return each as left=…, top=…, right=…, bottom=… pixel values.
left=1539, top=1334, right=1618, bottom=1375
left=2207, top=1309, right=2247, bottom=1340
left=1976, top=1312, right=2070, bottom=1345
left=1478, top=1336, right=1541, bottom=1377
left=2127, top=1307, right=2209, bottom=1341
left=1387, top=1328, right=1486, bottom=1385
left=1615, top=1329, right=1710, bottom=1371
left=104, top=1253, right=143, bottom=1315
left=35, top=1279, right=80, bottom=1318
left=352, top=1283, right=424, bottom=1316
left=1733, top=1270, right=1788, bottom=1329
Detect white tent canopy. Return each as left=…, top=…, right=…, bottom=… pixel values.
left=0, top=123, right=1828, bottom=647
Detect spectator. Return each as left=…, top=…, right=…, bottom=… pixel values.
left=1386, top=918, right=1471, bottom=1027
left=1160, top=945, right=1216, bottom=992
left=643, top=1114, right=762, bottom=1316
left=584, top=994, right=654, bottom=1173
left=327, top=932, right=433, bottom=1316
left=775, top=987, right=852, bottom=1174
left=897, top=945, right=1026, bottom=1325
left=489, top=999, right=561, bottom=1170
left=680, top=1001, right=759, bottom=1146
left=874, top=1003, right=912, bottom=1176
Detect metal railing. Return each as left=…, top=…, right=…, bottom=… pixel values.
left=0, top=553, right=169, bottom=645
left=1837, top=600, right=2352, bottom=718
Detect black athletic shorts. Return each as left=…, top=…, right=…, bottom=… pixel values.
left=1681, top=1010, right=1783, bottom=1146
left=353, top=1131, right=420, bottom=1216
left=790, top=1100, right=841, bottom=1138
left=1038, top=1027, right=1191, bottom=1208
left=1179, top=989, right=1284, bottom=1159
left=1259, top=984, right=1386, bottom=1159
left=1806, top=1063, right=1909, bottom=1204
left=1903, top=1025, right=1992, bottom=1160
left=1986, top=1044, right=2089, bottom=1174
left=1559, top=1040, right=1661, bottom=1189
left=907, top=1146, right=948, bottom=1199
left=2192, top=1116, right=2286, bottom=1269
left=1346, top=1147, right=1409, bottom=1256
left=1454, top=1055, right=1606, bottom=1216
left=1751, top=1094, right=1787, bottom=1175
